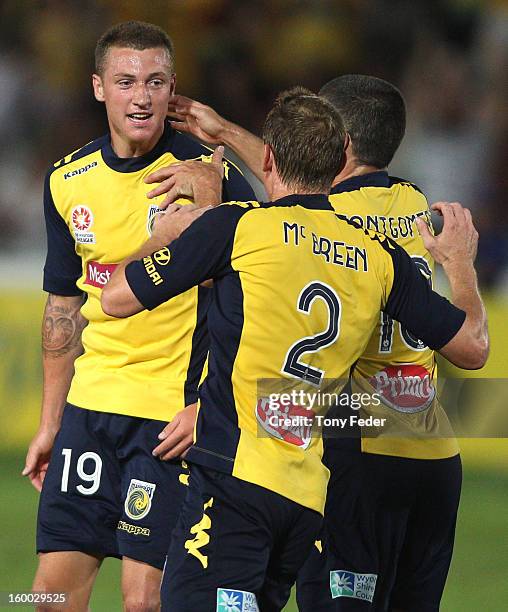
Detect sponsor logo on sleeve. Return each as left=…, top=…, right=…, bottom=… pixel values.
left=153, top=247, right=171, bottom=265
left=71, top=205, right=96, bottom=244
left=330, top=570, right=377, bottom=603
left=64, top=160, right=98, bottom=180
left=370, top=364, right=435, bottom=413
left=216, top=588, right=259, bottom=612
left=124, top=479, right=156, bottom=521
left=143, top=254, right=164, bottom=286
left=255, top=397, right=315, bottom=449
left=84, top=261, right=118, bottom=288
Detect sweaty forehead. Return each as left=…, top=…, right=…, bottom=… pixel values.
left=104, top=46, right=173, bottom=75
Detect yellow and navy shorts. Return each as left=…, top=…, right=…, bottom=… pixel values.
left=161, top=464, right=322, bottom=611
left=37, top=403, right=190, bottom=569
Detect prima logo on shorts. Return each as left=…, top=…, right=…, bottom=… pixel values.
left=124, top=479, right=156, bottom=521
left=216, top=588, right=259, bottom=612
left=330, top=570, right=377, bottom=603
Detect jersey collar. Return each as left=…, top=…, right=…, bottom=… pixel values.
left=330, top=170, right=390, bottom=195
left=270, top=193, right=334, bottom=210
left=101, top=121, right=174, bottom=172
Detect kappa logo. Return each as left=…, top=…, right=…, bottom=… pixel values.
left=64, top=161, right=98, bottom=180
left=71, top=205, right=96, bottom=244
left=370, top=364, right=435, bottom=413
left=330, top=570, right=377, bottom=603
left=153, top=247, right=171, bottom=265
left=124, top=479, right=156, bottom=521
left=255, top=397, right=315, bottom=449
left=216, top=588, right=259, bottom=612
left=185, top=497, right=213, bottom=569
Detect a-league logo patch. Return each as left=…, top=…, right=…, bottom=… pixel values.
left=330, top=570, right=377, bottom=603
left=216, top=588, right=259, bottom=612
left=124, top=479, right=156, bottom=521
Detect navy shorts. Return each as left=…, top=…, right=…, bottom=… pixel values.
left=161, top=464, right=322, bottom=611
left=37, top=403, right=189, bottom=570
left=296, top=449, right=462, bottom=611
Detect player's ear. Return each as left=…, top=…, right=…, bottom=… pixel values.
left=92, top=74, right=105, bottom=102
left=262, top=144, right=273, bottom=173
left=169, top=73, right=176, bottom=96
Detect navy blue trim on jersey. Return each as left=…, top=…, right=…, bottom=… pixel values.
left=101, top=122, right=177, bottom=172
left=186, top=271, right=244, bottom=473
left=330, top=171, right=423, bottom=196
left=183, top=285, right=211, bottom=406
left=263, top=193, right=334, bottom=211
left=382, top=238, right=466, bottom=350
left=53, top=137, right=106, bottom=169
left=42, top=170, right=83, bottom=296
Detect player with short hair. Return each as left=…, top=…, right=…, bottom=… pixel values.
left=162, top=77, right=471, bottom=610
left=23, top=20, right=254, bottom=611
left=102, top=87, right=487, bottom=612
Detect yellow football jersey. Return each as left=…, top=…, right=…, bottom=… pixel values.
left=125, top=195, right=465, bottom=513
left=43, top=124, right=254, bottom=420
left=329, top=171, right=459, bottom=459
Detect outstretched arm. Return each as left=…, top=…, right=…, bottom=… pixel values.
left=168, top=95, right=264, bottom=181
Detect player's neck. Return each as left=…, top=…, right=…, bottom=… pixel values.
left=109, top=124, right=165, bottom=158
left=332, top=158, right=385, bottom=187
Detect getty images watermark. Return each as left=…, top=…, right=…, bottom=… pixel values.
left=263, top=389, right=384, bottom=428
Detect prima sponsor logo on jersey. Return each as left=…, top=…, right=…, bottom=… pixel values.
left=142, top=254, right=164, bottom=285
left=117, top=520, right=150, bottom=537
left=84, top=261, right=118, bottom=288
left=64, top=161, right=98, bottom=180
left=71, top=205, right=96, bottom=244
left=330, top=570, right=377, bottom=603
left=216, top=588, right=259, bottom=612
left=124, top=479, right=156, bottom=521
left=256, top=397, right=315, bottom=449
left=370, top=364, right=435, bottom=413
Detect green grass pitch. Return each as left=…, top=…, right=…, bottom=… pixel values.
left=1, top=452, right=507, bottom=611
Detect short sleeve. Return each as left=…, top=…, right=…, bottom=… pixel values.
left=42, top=170, right=83, bottom=296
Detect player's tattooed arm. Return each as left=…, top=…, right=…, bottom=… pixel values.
left=42, top=293, right=87, bottom=358
left=23, top=294, right=86, bottom=490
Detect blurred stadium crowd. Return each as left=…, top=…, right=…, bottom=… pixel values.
left=0, top=0, right=506, bottom=289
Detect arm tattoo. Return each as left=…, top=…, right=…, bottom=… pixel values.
left=42, top=294, right=87, bottom=359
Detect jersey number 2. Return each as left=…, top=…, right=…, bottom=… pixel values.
left=282, top=281, right=341, bottom=386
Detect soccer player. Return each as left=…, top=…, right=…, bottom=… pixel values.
left=162, top=77, right=473, bottom=610
left=101, top=87, right=488, bottom=612
left=23, top=21, right=254, bottom=611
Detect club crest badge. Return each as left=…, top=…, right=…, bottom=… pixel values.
left=124, top=479, right=156, bottom=521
